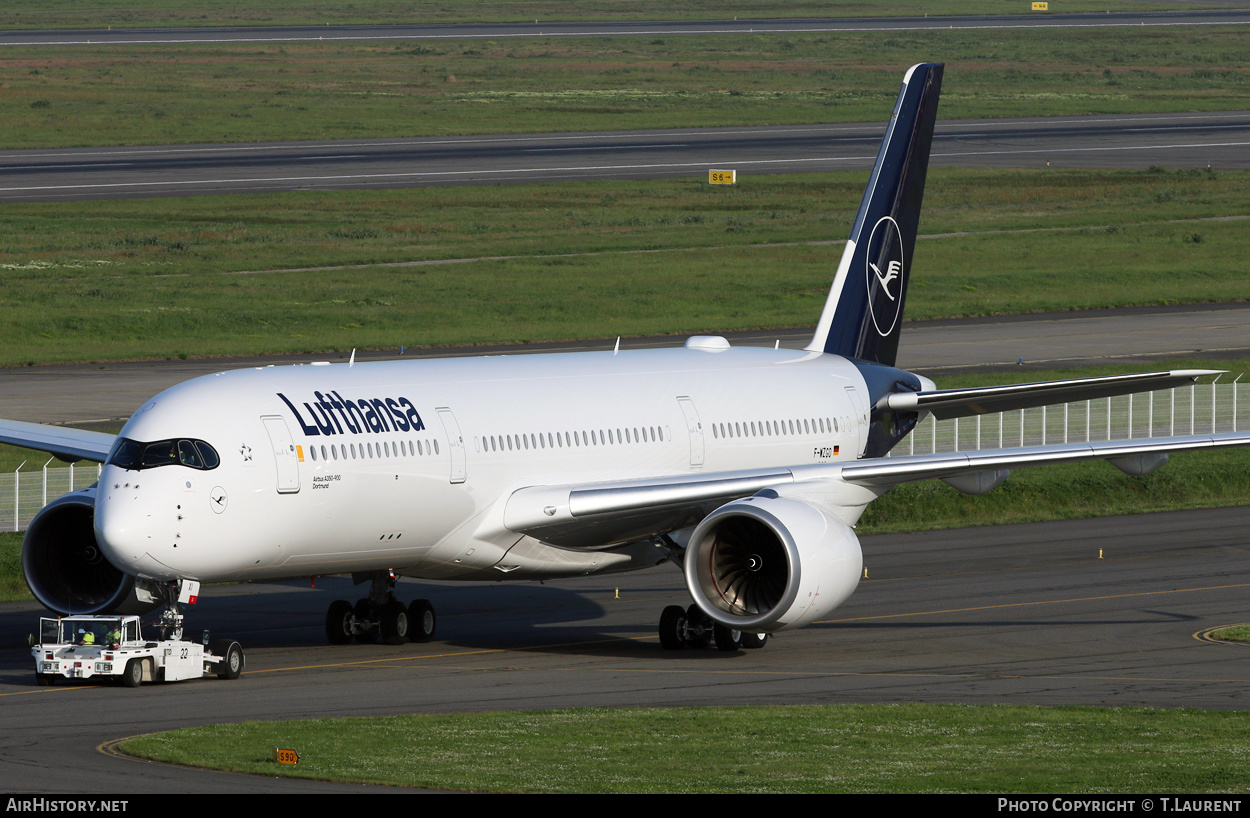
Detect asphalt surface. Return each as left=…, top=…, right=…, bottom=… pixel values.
left=2, top=506, right=1247, bottom=792
left=2, top=9, right=1248, bottom=46
left=0, top=304, right=1244, bottom=426
left=4, top=111, right=1250, bottom=202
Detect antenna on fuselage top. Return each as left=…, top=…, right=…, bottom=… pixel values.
left=614, top=337, right=620, bottom=356
left=349, top=349, right=356, bottom=367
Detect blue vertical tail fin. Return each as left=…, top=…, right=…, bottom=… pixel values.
left=806, top=63, right=943, bottom=366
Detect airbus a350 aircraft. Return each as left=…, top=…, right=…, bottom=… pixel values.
left=5, top=63, right=1247, bottom=651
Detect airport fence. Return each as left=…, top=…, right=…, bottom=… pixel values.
left=1, top=461, right=102, bottom=533
left=0, top=378, right=1243, bottom=533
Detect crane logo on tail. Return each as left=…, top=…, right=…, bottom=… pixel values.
left=870, top=260, right=901, bottom=300
left=865, top=215, right=905, bottom=337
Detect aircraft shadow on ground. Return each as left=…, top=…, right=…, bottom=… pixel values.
left=822, top=608, right=1200, bottom=631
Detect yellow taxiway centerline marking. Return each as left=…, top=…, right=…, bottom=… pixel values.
left=818, top=581, right=1250, bottom=624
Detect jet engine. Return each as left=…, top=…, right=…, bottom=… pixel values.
left=683, top=494, right=862, bottom=633
left=21, top=488, right=159, bottom=615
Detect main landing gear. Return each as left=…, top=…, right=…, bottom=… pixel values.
left=325, top=570, right=436, bottom=645
left=658, top=604, right=769, bottom=652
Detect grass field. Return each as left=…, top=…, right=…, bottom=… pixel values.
left=1, top=1, right=1222, bottom=29
left=0, top=167, right=1245, bottom=366
left=0, top=533, right=25, bottom=601
left=117, top=704, right=1250, bottom=792
left=1211, top=625, right=1250, bottom=642
left=3, top=26, right=1249, bottom=148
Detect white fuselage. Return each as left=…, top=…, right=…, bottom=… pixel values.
left=94, top=342, right=871, bottom=585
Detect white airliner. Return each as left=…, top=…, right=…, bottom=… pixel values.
left=4, top=63, right=1247, bottom=651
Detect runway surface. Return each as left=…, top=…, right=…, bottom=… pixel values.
left=4, top=111, right=1249, bottom=202
left=0, top=304, right=1244, bottom=426
left=2, top=505, right=1247, bottom=792
left=2, top=9, right=1248, bottom=47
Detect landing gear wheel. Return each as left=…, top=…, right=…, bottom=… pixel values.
left=122, top=658, right=144, bottom=688
left=741, top=632, right=769, bottom=650
left=659, top=605, right=688, bottom=650
left=713, top=623, right=743, bottom=652
left=214, top=640, right=245, bottom=679
left=380, top=600, right=409, bottom=645
left=353, top=599, right=378, bottom=643
left=684, top=604, right=712, bottom=648
left=407, top=599, right=436, bottom=643
left=326, top=599, right=353, bottom=644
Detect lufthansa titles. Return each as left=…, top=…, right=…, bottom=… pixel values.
left=279, top=390, right=425, bottom=438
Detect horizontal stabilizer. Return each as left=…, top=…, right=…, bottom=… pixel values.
left=840, top=431, right=1250, bottom=487
left=879, top=370, right=1223, bottom=420
left=0, top=418, right=115, bottom=463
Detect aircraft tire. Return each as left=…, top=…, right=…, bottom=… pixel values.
left=741, top=632, right=769, bottom=650
left=408, top=599, right=435, bottom=643
left=713, top=623, right=742, bottom=652
left=659, top=605, right=687, bottom=650
left=380, top=600, right=409, bottom=645
left=326, top=600, right=353, bottom=645
left=353, top=599, right=378, bottom=643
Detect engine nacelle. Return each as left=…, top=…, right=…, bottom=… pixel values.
left=22, top=487, right=160, bottom=616
left=684, top=495, right=862, bottom=633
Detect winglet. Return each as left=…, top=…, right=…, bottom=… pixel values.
left=807, top=63, right=943, bottom=366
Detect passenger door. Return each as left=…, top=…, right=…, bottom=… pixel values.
left=261, top=415, right=301, bottom=494
left=436, top=408, right=467, bottom=484
left=677, top=397, right=705, bottom=468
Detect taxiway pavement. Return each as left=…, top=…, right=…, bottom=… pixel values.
left=4, top=111, right=1249, bottom=202
left=3, top=9, right=1248, bottom=47
left=1, top=506, right=1246, bottom=792
left=0, top=304, right=1244, bottom=426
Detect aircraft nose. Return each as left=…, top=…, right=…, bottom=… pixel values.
left=94, top=474, right=174, bottom=580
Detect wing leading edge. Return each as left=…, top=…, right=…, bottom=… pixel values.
left=0, top=418, right=115, bottom=463
left=503, top=430, right=1250, bottom=546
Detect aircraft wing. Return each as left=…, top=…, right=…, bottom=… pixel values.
left=504, top=430, right=1250, bottom=547
left=880, top=370, right=1222, bottom=420
left=0, top=418, right=115, bottom=463
left=504, top=468, right=795, bottom=548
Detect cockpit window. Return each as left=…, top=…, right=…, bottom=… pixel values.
left=108, top=438, right=220, bottom=471
left=177, top=440, right=202, bottom=468
left=142, top=441, right=178, bottom=468
left=195, top=440, right=220, bottom=469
